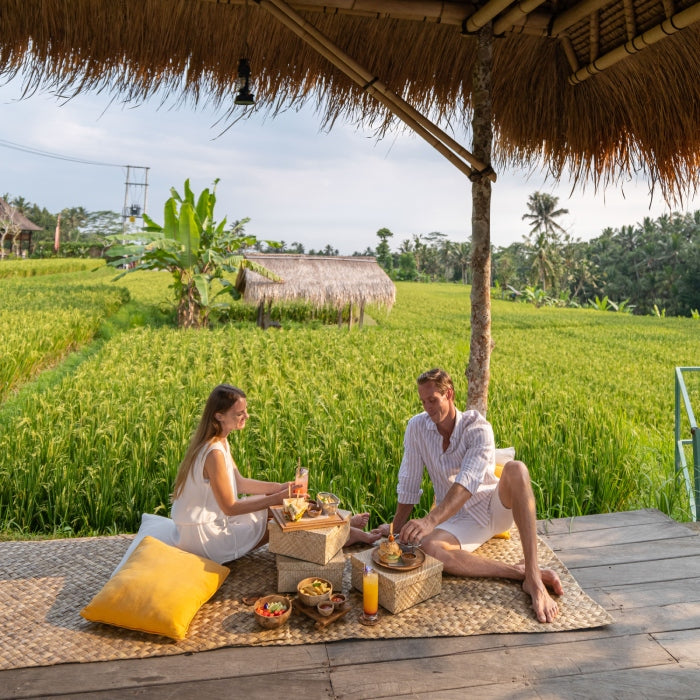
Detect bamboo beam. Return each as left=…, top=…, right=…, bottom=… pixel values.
left=550, top=0, right=615, bottom=36
left=257, top=0, right=497, bottom=181
left=589, top=10, right=599, bottom=63
left=492, top=0, right=547, bottom=35
left=622, top=0, right=636, bottom=40
left=462, top=0, right=515, bottom=34
left=199, top=0, right=478, bottom=26
left=560, top=35, right=580, bottom=72
left=569, top=1, right=700, bottom=84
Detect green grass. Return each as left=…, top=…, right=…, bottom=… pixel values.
left=0, top=270, right=698, bottom=537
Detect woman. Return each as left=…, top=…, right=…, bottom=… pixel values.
left=171, top=384, right=293, bottom=563
left=171, top=384, right=380, bottom=564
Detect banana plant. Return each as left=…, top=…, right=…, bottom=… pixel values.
left=107, top=179, right=279, bottom=328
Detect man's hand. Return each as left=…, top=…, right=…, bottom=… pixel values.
left=399, top=516, right=435, bottom=546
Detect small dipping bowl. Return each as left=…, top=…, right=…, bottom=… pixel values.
left=330, top=593, right=348, bottom=610
left=306, top=501, right=323, bottom=518
left=400, top=552, right=417, bottom=565
left=317, top=601, right=335, bottom=617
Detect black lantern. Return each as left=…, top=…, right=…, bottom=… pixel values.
left=234, top=58, right=255, bottom=106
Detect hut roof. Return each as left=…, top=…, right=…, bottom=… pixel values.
left=1, top=1, right=699, bottom=201
left=0, top=199, right=41, bottom=231
left=236, top=254, right=396, bottom=309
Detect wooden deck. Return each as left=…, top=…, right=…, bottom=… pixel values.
left=3, top=508, right=700, bottom=699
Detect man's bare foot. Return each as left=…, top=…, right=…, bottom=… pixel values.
left=540, top=568, right=564, bottom=596
left=350, top=513, right=370, bottom=529
left=522, top=577, right=559, bottom=623
left=515, top=563, right=564, bottom=596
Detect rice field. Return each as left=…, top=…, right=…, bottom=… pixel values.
left=0, top=260, right=698, bottom=537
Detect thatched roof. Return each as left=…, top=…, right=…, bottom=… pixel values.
left=236, top=254, right=396, bottom=309
left=1, top=0, right=699, bottom=202
left=0, top=199, right=41, bottom=231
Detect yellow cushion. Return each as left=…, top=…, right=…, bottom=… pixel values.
left=492, top=462, right=511, bottom=540
left=80, top=535, right=230, bottom=640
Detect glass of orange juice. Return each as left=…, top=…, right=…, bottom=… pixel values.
left=360, top=566, right=379, bottom=624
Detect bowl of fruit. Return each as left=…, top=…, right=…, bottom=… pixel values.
left=254, top=595, right=292, bottom=629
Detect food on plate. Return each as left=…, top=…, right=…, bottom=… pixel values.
left=283, top=497, right=309, bottom=522
left=379, top=536, right=402, bottom=563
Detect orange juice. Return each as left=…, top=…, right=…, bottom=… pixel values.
left=362, top=568, right=379, bottom=616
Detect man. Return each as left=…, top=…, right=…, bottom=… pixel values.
left=376, top=368, right=563, bottom=623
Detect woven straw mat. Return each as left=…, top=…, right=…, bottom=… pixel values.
left=0, top=530, right=613, bottom=670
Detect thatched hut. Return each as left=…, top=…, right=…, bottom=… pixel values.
left=0, top=198, right=41, bottom=257
left=235, top=254, right=395, bottom=328
left=2, top=0, right=699, bottom=409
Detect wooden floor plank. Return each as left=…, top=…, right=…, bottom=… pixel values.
left=328, top=636, right=675, bottom=699
left=547, top=534, right=700, bottom=568
left=536, top=509, right=672, bottom=536
left=542, top=520, right=697, bottom=551
left=0, top=645, right=329, bottom=699
left=652, top=629, right=700, bottom=665
left=570, top=554, right=700, bottom=589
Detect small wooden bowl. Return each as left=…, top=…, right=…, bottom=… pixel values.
left=254, top=595, right=292, bottom=629
left=330, top=593, right=348, bottom=610
left=297, top=577, right=333, bottom=607
left=306, top=502, right=323, bottom=518
left=317, top=601, right=335, bottom=617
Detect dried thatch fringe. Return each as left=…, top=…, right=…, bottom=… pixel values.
left=1, top=0, right=698, bottom=203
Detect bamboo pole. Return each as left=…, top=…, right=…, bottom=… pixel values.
left=550, top=0, right=612, bottom=36
left=569, top=2, right=700, bottom=85
left=258, top=0, right=497, bottom=181
left=462, top=0, right=515, bottom=34
left=492, top=0, right=547, bottom=35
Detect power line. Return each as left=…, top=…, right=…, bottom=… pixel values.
left=0, top=137, right=127, bottom=168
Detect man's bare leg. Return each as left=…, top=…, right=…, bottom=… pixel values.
left=421, top=462, right=562, bottom=623
left=496, top=460, right=562, bottom=622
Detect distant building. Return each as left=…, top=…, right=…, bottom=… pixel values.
left=0, top=198, right=42, bottom=256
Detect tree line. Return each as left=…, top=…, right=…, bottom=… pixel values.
left=3, top=190, right=699, bottom=317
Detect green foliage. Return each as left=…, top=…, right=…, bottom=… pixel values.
left=1, top=278, right=699, bottom=537
left=106, top=179, right=278, bottom=328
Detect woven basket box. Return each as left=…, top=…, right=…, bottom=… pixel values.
left=275, top=550, right=346, bottom=593
left=267, top=511, right=350, bottom=565
left=350, top=547, right=443, bottom=614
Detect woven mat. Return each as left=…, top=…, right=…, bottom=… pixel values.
left=0, top=531, right=613, bottom=671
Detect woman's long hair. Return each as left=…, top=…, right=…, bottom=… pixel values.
left=171, top=384, right=246, bottom=500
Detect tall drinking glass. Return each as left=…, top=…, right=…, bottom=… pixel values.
left=293, top=466, right=309, bottom=497
left=360, top=566, right=379, bottom=624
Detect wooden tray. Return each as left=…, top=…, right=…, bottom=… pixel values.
left=295, top=599, right=352, bottom=629
left=270, top=506, right=347, bottom=531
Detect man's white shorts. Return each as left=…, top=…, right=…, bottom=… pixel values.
left=436, top=488, right=514, bottom=552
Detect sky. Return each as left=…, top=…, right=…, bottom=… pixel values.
left=1, top=77, right=697, bottom=256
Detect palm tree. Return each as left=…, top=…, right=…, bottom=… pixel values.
left=448, top=241, right=471, bottom=284
left=522, top=192, right=569, bottom=240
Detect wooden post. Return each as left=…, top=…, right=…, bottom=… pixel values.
left=349, top=302, right=354, bottom=329
left=359, top=300, right=365, bottom=328
left=467, top=23, right=493, bottom=417
left=337, top=307, right=343, bottom=328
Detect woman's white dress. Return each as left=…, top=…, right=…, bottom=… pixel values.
left=170, top=439, right=268, bottom=563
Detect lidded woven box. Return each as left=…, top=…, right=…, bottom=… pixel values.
left=350, top=547, right=443, bottom=614
left=268, top=511, right=350, bottom=565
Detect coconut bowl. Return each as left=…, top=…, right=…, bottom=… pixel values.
left=254, top=595, right=292, bottom=629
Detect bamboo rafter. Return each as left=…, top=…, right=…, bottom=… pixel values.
left=256, top=0, right=497, bottom=181
left=569, top=1, right=700, bottom=84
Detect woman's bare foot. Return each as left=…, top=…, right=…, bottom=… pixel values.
left=350, top=513, right=370, bottom=529
left=514, top=563, right=564, bottom=596
left=345, top=527, right=382, bottom=547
